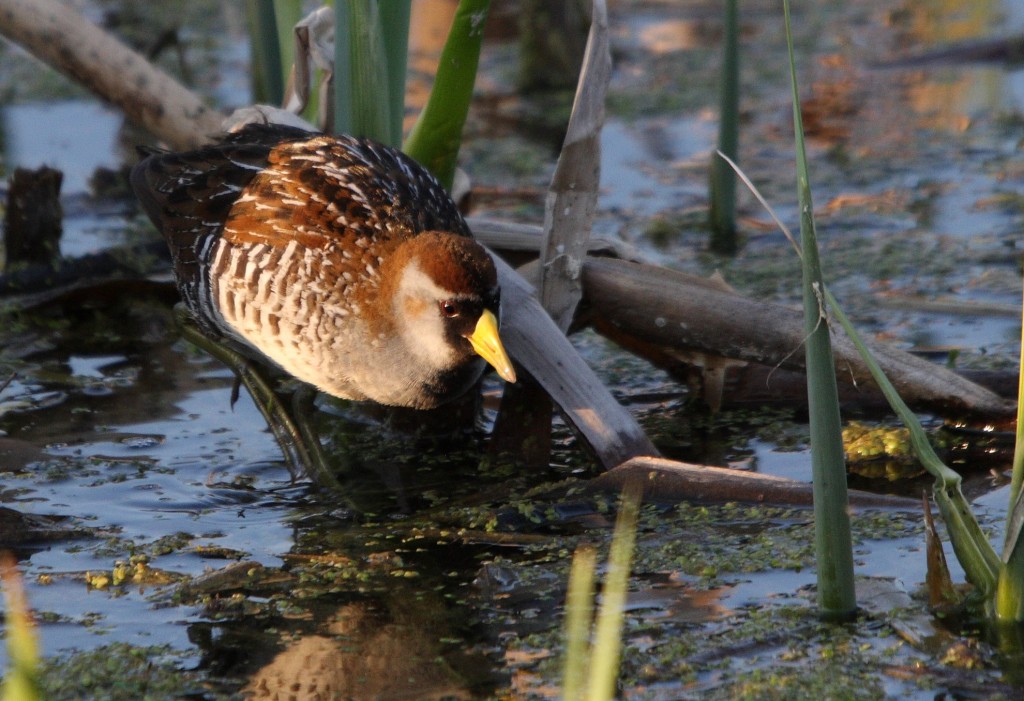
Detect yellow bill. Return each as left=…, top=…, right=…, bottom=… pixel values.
left=466, top=309, right=517, bottom=383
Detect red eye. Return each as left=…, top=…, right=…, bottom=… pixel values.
left=439, top=300, right=459, bottom=317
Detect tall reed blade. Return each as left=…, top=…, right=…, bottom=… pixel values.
left=822, top=286, right=1000, bottom=595
left=379, top=2, right=412, bottom=147
left=272, top=0, right=302, bottom=93
left=997, top=488, right=1024, bottom=620
left=561, top=546, right=597, bottom=701
left=403, top=0, right=491, bottom=191
left=782, top=0, right=856, bottom=619
left=995, top=282, right=1024, bottom=620
left=709, top=0, right=739, bottom=254
left=334, top=1, right=394, bottom=143
left=720, top=118, right=1003, bottom=608
left=539, top=0, right=610, bottom=331
left=584, top=481, right=641, bottom=701
left=0, top=556, right=41, bottom=701
left=1010, top=282, right=1024, bottom=514
left=247, top=0, right=284, bottom=104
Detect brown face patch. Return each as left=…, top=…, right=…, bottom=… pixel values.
left=368, top=231, right=498, bottom=337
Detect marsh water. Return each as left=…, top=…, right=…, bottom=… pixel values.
left=2, top=0, right=1024, bottom=698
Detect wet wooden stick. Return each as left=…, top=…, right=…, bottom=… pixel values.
left=582, top=257, right=1014, bottom=419
left=493, top=252, right=657, bottom=468
left=477, top=218, right=1012, bottom=419
left=491, top=0, right=613, bottom=468
left=593, top=456, right=919, bottom=509
left=537, top=0, right=610, bottom=331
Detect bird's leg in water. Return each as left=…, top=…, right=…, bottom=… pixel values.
left=174, top=304, right=331, bottom=479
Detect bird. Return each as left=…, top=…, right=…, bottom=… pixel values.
left=130, top=123, right=516, bottom=409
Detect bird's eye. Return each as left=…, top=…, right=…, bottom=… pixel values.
left=439, top=300, right=460, bottom=317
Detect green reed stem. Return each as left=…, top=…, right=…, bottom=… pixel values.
left=1010, top=285, right=1024, bottom=508
left=584, top=481, right=641, bottom=701
left=822, top=287, right=1000, bottom=595
left=709, top=0, right=739, bottom=254
left=403, top=0, right=491, bottom=190
left=248, top=0, right=284, bottom=104
left=1, top=559, right=41, bottom=701
left=272, top=0, right=302, bottom=90
left=380, top=1, right=411, bottom=146
left=720, top=108, right=1002, bottom=607
left=995, top=282, right=1024, bottom=620
left=561, top=546, right=597, bottom=701
left=334, top=0, right=394, bottom=143
left=997, top=491, right=1024, bottom=621
left=783, top=0, right=856, bottom=619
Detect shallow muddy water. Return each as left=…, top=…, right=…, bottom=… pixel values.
left=1, top=0, right=1024, bottom=698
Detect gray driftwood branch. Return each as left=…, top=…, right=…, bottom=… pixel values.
left=471, top=218, right=1012, bottom=419
left=582, top=257, right=1013, bottom=419
left=537, top=0, right=609, bottom=332
left=0, top=0, right=223, bottom=150
left=489, top=0, right=612, bottom=467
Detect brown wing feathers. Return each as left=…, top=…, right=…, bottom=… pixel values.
left=130, top=124, right=478, bottom=331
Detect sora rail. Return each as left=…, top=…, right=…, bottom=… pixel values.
left=131, top=124, right=516, bottom=409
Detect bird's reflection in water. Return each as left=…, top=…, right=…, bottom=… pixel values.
left=242, top=597, right=475, bottom=701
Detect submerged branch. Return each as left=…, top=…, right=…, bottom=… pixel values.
left=582, top=257, right=1013, bottom=420
left=593, top=456, right=917, bottom=509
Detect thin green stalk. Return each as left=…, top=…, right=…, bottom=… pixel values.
left=823, top=287, right=1000, bottom=594
left=334, top=1, right=393, bottom=143
left=403, top=0, right=491, bottom=190
left=333, top=1, right=353, bottom=132
left=709, top=0, right=739, bottom=254
left=783, top=0, right=856, bottom=619
left=273, top=0, right=303, bottom=93
left=1, top=558, right=41, bottom=701
left=585, top=481, right=641, bottom=701
left=380, top=1, right=412, bottom=146
left=720, top=147, right=1003, bottom=599
left=1010, top=283, right=1024, bottom=506
left=995, top=283, right=1024, bottom=620
left=997, top=488, right=1024, bottom=620
left=561, top=546, right=597, bottom=701
left=248, top=0, right=284, bottom=104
